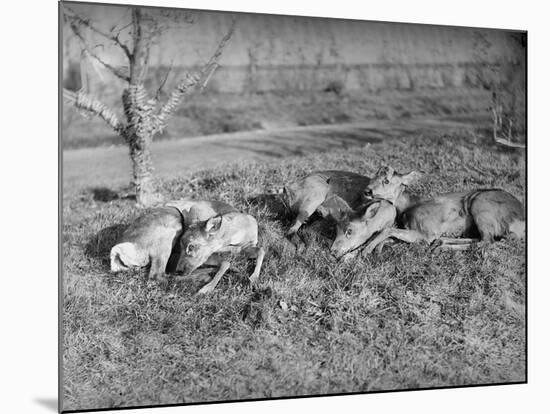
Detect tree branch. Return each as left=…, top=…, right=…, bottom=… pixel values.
left=494, top=136, right=526, bottom=149
left=67, top=19, right=130, bottom=82
left=154, top=18, right=237, bottom=130
left=63, top=88, right=125, bottom=135
left=155, top=60, right=174, bottom=100
left=63, top=5, right=133, bottom=61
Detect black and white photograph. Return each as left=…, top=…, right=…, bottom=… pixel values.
left=60, top=1, right=526, bottom=412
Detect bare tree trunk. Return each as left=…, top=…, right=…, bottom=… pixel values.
left=122, top=83, right=160, bottom=206
left=128, top=135, right=157, bottom=206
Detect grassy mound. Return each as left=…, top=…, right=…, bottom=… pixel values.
left=62, top=129, right=525, bottom=410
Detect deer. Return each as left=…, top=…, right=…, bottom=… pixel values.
left=328, top=197, right=398, bottom=258
left=110, top=199, right=264, bottom=293
left=337, top=166, right=526, bottom=256
left=110, top=206, right=184, bottom=283
left=281, top=170, right=371, bottom=246
left=174, top=204, right=265, bottom=294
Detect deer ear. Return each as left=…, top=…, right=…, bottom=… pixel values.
left=401, top=170, right=423, bottom=186
left=362, top=202, right=381, bottom=221
left=204, top=215, right=223, bottom=233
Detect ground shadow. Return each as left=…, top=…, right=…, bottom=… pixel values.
left=240, top=286, right=274, bottom=328
left=247, top=192, right=336, bottom=251
left=165, top=240, right=183, bottom=274
left=300, top=217, right=336, bottom=248
left=90, top=187, right=136, bottom=202
left=33, top=397, right=57, bottom=412
left=85, top=224, right=127, bottom=266
left=91, top=187, right=119, bottom=202
left=247, top=193, right=288, bottom=221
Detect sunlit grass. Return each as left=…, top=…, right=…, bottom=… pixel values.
left=62, top=130, right=525, bottom=411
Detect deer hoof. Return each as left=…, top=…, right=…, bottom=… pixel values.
left=159, top=280, right=170, bottom=291
left=360, top=247, right=372, bottom=258
left=197, top=284, right=215, bottom=295
left=156, top=274, right=169, bottom=288
left=374, top=244, right=385, bottom=256
left=288, top=233, right=305, bottom=251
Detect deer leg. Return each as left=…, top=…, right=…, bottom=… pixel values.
left=437, top=243, right=476, bottom=251
left=286, top=233, right=306, bottom=253
left=174, top=252, right=227, bottom=284
left=286, top=210, right=309, bottom=253
left=286, top=209, right=311, bottom=236
left=431, top=237, right=480, bottom=251
left=362, top=228, right=427, bottom=257
left=438, top=237, right=480, bottom=244
left=173, top=266, right=214, bottom=284
left=431, top=237, right=480, bottom=252
left=374, top=238, right=397, bottom=255
left=286, top=190, right=327, bottom=236
left=242, top=246, right=265, bottom=284
left=148, top=231, right=181, bottom=284
left=148, top=248, right=171, bottom=285
left=197, top=260, right=231, bottom=295
left=111, top=242, right=148, bottom=272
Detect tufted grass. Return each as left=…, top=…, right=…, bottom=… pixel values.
left=62, top=128, right=525, bottom=411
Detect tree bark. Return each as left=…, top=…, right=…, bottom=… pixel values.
left=128, top=134, right=159, bottom=206
left=122, top=83, right=160, bottom=206
left=120, top=8, right=161, bottom=206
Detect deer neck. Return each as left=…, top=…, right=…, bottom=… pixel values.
left=394, top=187, right=420, bottom=214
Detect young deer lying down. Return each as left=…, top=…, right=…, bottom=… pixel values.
left=328, top=197, right=397, bottom=259
left=282, top=170, right=370, bottom=243
left=110, top=206, right=184, bottom=282
left=355, top=166, right=525, bottom=255
left=175, top=207, right=265, bottom=294
left=110, top=200, right=264, bottom=292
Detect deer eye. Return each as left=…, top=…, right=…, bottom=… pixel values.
left=383, top=178, right=390, bottom=185
left=345, top=228, right=353, bottom=237
left=186, top=244, right=196, bottom=254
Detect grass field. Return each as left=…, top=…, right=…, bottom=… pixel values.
left=62, top=126, right=525, bottom=411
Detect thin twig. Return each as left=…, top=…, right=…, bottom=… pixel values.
left=197, top=63, right=219, bottom=93
left=155, top=59, right=174, bottom=100
left=494, top=136, right=526, bottom=149
left=67, top=19, right=130, bottom=82
left=155, top=18, right=237, bottom=129
left=62, top=4, right=133, bottom=60
left=199, top=18, right=237, bottom=79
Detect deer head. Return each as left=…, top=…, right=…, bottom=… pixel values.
left=364, top=166, right=422, bottom=203
left=330, top=199, right=397, bottom=258
left=176, top=215, right=227, bottom=275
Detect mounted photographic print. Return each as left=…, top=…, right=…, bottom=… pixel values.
left=60, top=1, right=526, bottom=412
